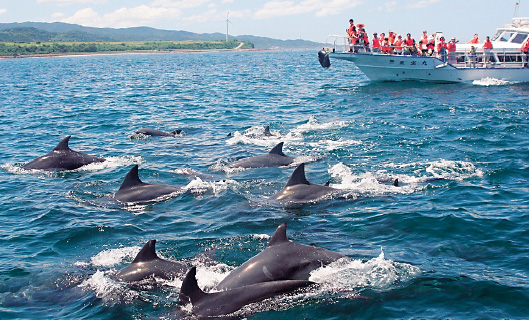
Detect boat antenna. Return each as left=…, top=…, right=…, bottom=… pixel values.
left=514, top=1, right=520, bottom=18
left=225, top=11, right=232, bottom=42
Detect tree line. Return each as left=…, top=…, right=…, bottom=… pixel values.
left=0, top=40, right=253, bottom=56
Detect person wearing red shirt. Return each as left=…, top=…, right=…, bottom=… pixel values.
left=393, top=35, right=403, bottom=55
left=371, top=33, right=381, bottom=53
left=346, top=19, right=358, bottom=52
left=447, top=37, right=457, bottom=63
left=437, top=36, right=447, bottom=61
left=468, top=34, right=479, bottom=44
left=482, top=36, right=493, bottom=66
left=521, top=37, right=529, bottom=67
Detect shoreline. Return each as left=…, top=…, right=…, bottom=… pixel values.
left=0, top=48, right=266, bottom=59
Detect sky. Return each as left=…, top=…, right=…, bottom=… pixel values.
left=0, top=0, right=525, bottom=43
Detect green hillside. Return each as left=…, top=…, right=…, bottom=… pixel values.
left=0, top=22, right=323, bottom=49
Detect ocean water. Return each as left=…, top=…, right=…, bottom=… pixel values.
left=0, top=50, right=528, bottom=319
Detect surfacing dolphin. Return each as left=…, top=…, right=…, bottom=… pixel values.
left=135, top=128, right=182, bottom=137
left=228, top=142, right=295, bottom=169
left=215, top=223, right=346, bottom=291
left=177, top=266, right=315, bottom=318
left=23, top=135, right=105, bottom=171
left=270, top=163, right=342, bottom=205
left=114, top=165, right=182, bottom=203
left=114, top=239, right=188, bottom=282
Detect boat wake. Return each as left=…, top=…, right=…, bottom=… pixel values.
left=473, top=77, right=514, bottom=86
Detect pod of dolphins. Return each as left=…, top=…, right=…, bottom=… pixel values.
left=20, top=128, right=381, bottom=318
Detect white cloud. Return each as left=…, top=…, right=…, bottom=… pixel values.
left=0, top=8, right=7, bottom=15
left=407, top=0, right=440, bottom=9
left=151, top=0, right=211, bottom=9
left=254, top=0, right=362, bottom=19
left=52, top=12, right=65, bottom=18
left=61, top=6, right=182, bottom=28
left=37, top=0, right=107, bottom=5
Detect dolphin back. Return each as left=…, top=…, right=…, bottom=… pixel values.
left=23, top=135, right=105, bottom=171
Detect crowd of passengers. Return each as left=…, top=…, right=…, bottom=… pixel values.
left=346, top=18, right=496, bottom=63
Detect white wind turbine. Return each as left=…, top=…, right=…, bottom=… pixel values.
left=225, top=11, right=232, bottom=42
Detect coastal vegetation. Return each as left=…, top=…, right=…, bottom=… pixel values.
left=0, top=39, right=254, bottom=56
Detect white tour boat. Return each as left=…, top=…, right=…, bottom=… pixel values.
left=318, top=18, right=529, bottom=83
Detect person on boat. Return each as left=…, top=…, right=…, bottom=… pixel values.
left=421, top=31, right=429, bottom=54
left=371, top=33, right=381, bottom=53
left=421, top=31, right=428, bottom=45
left=393, top=34, right=403, bottom=55
left=468, top=34, right=480, bottom=44
left=426, top=37, right=436, bottom=56
left=482, top=36, right=493, bottom=66
left=467, top=45, right=477, bottom=68
left=521, top=37, right=529, bottom=67
left=358, top=26, right=370, bottom=52
left=447, top=37, right=458, bottom=64
left=403, top=33, right=415, bottom=55
left=436, top=36, right=447, bottom=62
left=388, top=30, right=396, bottom=45
left=381, top=38, right=392, bottom=54
left=416, top=41, right=424, bottom=56
left=378, top=32, right=386, bottom=45
left=346, top=19, right=358, bottom=52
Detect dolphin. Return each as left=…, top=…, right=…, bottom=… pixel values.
left=135, top=128, right=182, bottom=137
left=215, top=223, right=346, bottom=291
left=228, top=142, right=294, bottom=169
left=270, top=163, right=342, bottom=205
left=263, top=125, right=274, bottom=137
left=114, top=240, right=188, bottom=282
left=23, top=135, right=105, bottom=171
left=114, top=165, right=182, bottom=203
left=177, top=266, right=315, bottom=317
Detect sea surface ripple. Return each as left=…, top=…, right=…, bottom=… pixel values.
left=0, top=51, right=528, bottom=319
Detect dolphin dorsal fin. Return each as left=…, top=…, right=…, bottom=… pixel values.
left=267, top=223, right=289, bottom=247
left=178, top=267, right=207, bottom=306
left=118, top=165, right=145, bottom=190
left=285, top=163, right=310, bottom=187
left=264, top=126, right=272, bottom=136
left=393, top=178, right=399, bottom=187
left=323, top=181, right=330, bottom=187
left=53, top=136, right=72, bottom=151
left=269, top=142, right=286, bottom=156
left=132, top=240, right=159, bottom=263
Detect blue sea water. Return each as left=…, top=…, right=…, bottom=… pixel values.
left=0, top=50, right=528, bottom=319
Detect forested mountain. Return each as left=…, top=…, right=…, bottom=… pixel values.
left=0, top=22, right=323, bottom=49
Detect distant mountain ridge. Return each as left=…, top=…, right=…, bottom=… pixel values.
left=0, top=22, right=323, bottom=49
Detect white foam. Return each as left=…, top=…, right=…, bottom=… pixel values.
left=89, top=246, right=142, bottom=267
left=289, top=116, right=351, bottom=136
left=79, top=270, right=138, bottom=304
left=182, top=177, right=239, bottom=196
left=425, top=159, right=484, bottom=180
left=329, top=159, right=483, bottom=197
left=226, top=125, right=285, bottom=147
left=473, top=77, right=513, bottom=86
left=309, top=249, right=420, bottom=292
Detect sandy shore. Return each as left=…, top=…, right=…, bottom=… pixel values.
left=0, top=48, right=264, bottom=59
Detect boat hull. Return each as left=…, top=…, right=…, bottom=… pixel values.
left=329, top=52, right=529, bottom=83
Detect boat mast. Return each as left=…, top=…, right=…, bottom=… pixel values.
left=514, top=1, right=521, bottom=18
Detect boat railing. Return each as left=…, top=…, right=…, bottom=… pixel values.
left=324, top=35, right=527, bottom=69
left=451, top=48, right=526, bottom=69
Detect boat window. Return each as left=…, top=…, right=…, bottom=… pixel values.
left=491, top=31, right=503, bottom=41
left=499, top=32, right=515, bottom=42
left=511, top=33, right=528, bottom=44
